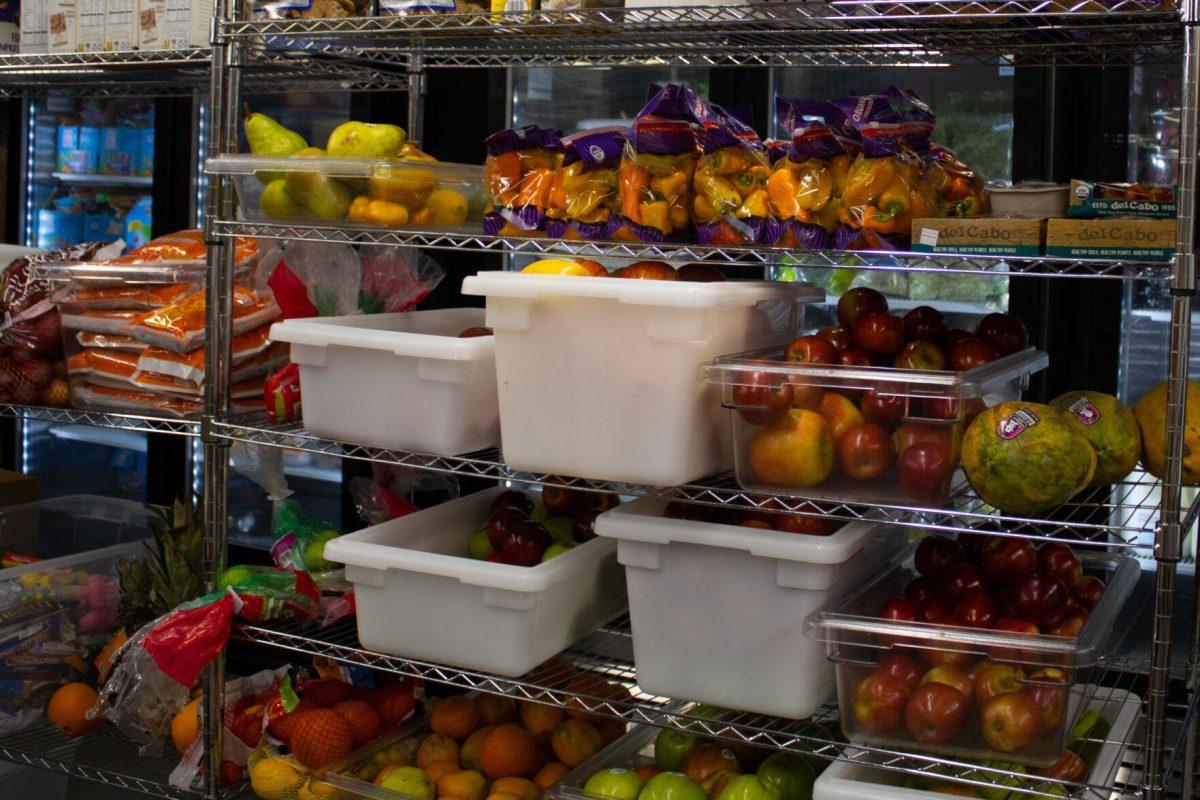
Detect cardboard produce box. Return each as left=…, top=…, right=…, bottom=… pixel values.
left=138, top=0, right=211, bottom=49
left=911, top=217, right=1045, bottom=256
left=1068, top=179, right=1176, bottom=220
left=1045, top=218, right=1176, bottom=262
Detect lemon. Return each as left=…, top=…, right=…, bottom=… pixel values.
left=298, top=779, right=344, bottom=800
left=521, top=258, right=588, bottom=276
left=426, top=188, right=469, bottom=226
left=250, top=755, right=307, bottom=800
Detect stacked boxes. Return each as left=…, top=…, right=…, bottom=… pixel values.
left=25, top=0, right=212, bottom=53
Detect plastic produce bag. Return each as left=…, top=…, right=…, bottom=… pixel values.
left=130, top=286, right=281, bottom=353
left=359, top=247, right=445, bottom=314
left=258, top=240, right=362, bottom=318
left=484, top=125, right=564, bottom=237
left=611, top=84, right=704, bottom=243
left=926, top=143, right=988, bottom=217
left=109, top=229, right=258, bottom=266
left=265, top=362, right=301, bottom=423
left=694, top=105, right=771, bottom=246
left=545, top=127, right=626, bottom=240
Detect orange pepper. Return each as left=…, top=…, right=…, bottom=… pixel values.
left=487, top=151, right=523, bottom=205
left=620, top=162, right=651, bottom=224
left=515, top=168, right=554, bottom=209
left=860, top=204, right=900, bottom=234
left=767, top=168, right=800, bottom=219
left=547, top=170, right=567, bottom=211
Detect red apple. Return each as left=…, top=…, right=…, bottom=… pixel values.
left=880, top=596, right=923, bottom=622
left=772, top=513, right=841, bottom=536
left=861, top=390, right=906, bottom=427
left=948, top=338, right=1000, bottom=372
left=502, top=521, right=552, bottom=566
left=816, top=324, right=852, bottom=352
left=784, top=335, right=839, bottom=365
left=837, top=422, right=894, bottom=481
left=1047, top=606, right=1089, bottom=637
left=458, top=326, right=494, bottom=338
left=904, top=682, right=968, bottom=744
left=677, top=264, right=725, bottom=282
left=592, top=492, right=621, bottom=512
left=919, top=598, right=949, bottom=624
left=903, top=306, right=949, bottom=344
left=981, top=537, right=1039, bottom=585
left=922, top=648, right=974, bottom=669
left=915, top=537, right=965, bottom=578
left=572, top=509, right=599, bottom=543
left=1002, top=570, right=1070, bottom=626
left=490, top=490, right=535, bottom=517
left=542, top=485, right=590, bottom=517
left=739, top=518, right=773, bottom=530
left=893, top=423, right=953, bottom=458
left=947, top=328, right=974, bottom=345
left=936, top=564, right=988, bottom=605
left=976, top=313, right=1029, bottom=356
left=853, top=672, right=910, bottom=735
left=899, top=440, right=953, bottom=501
left=1023, top=667, right=1068, bottom=734
left=904, top=576, right=939, bottom=606
left=486, top=506, right=529, bottom=549
left=988, top=617, right=1041, bottom=663
left=852, top=312, right=906, bottom=357
left=839, top=347, right=873, bottom=367
left=1037, top=543, right=1083, bottom=586
left=733, top=368, right=796, bottom=425
left=980, top=692, right=1042, bottom=752
left=837, top=286, right=889, bottom=329
left=487, top=551, right=511, bottom=564
left=1071, top=575, right=1105, bottom=610
left=894, top=340, right=948, bottom=371
left=920, top=665, right=974, bottom=701
left=966, top=659, right=996, bottom=683
left=953, top=589, right=1001, bottom=629
left=878, top=652, right=923, bottom=690
left=663, top=501, right=711, bottom=522
left=973, top=662, right=1025, bottom=709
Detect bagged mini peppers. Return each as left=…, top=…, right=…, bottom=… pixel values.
left=611, top=84, right=705, bottom=243
left=546, top=127, right=627, bottom=240
left=694, top=105, right=772, bottom=246
left=926, top=143, right=988, bottom=217
left=484, top=125, right=564, bottom=237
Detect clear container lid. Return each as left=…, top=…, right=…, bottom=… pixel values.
left=803, top=541, right=1139, bottom=670
left=32, top=259, right=209, bottom=287
left=205, top=153, right=485, bottom=183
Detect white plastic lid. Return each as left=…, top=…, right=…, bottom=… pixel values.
left=461, top=271, right=823, bottom=309
left=269, top=308, right=492, bottom=361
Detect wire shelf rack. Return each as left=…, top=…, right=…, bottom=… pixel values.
left=206, top=219, right=1173, bottom=282
left=0, top=721, right=199, bottom=799
left=221, top=1, right=1182, bottom=68
left=0, top=403, right=200, bottom=435
left=210, top=416, right=1161, bottom=549
left=235, top=615, right=1156, bottom=800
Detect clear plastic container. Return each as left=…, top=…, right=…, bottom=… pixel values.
left=813, top=687, right=1141, bottom=800
left=552, top=723, right=660, bottom=800
left=324, top=486, right=627, bottom=677
left=206, top=153, right=487, bottom=233
left=269, top=308, right=498, bottom=456
left=594, top=497, right=897, bottom=719
left=805, top=541, right=1139, bottom=767
left=460, top=272, right=821, bottom=486
left=702, top=347, right=1048, bottom=507
left=0, top=495, right=158, bottom=735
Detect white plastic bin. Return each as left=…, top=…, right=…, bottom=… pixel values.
left=594, top=497, right=895, bottom=718
left=813, top=687, right=1141, bottom=800
left=324, top=487, right=627, bottom=677
left=461, top=272, right=821, bottom=485
left=269, top=308, right=498, bottom=455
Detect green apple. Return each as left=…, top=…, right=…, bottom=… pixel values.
left=378, top=766, right=434, bottom=800
left=216, top=565, right=256, bottom=591
left=716, top=775, right=779, bottom=800
left=531, top=504, right=551, bottom=523
left=585, top=768, right=645, bottom=800
left=544, top=517, right=574, bottom=544
left=303, top=529, right=340, bottom=572
left=755, top=754, right=814, bottom=800
left=541, top=542, right=575, bottom=562
left=639, top=772, right=706, bottom=800
left=655, top=729, right=700, bottom=771
left=468, top=528, right=494, bottom=560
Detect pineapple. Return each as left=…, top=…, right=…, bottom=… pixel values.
left=115, top=498, right=206, bottom=632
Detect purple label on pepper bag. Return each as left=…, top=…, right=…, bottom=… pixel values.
left=484, top=205, right=544, bottom=235
left=788, top=122, right=850, bottom=162
left=485, top=125, right=564, bottom=157
left=563, top=127, right=627, bottom=169
left=696, top=216, right=763, bottom=245
left=631, top=83, right=705, bottom=155
left=834, top=92, right=900, bottom=130
left=572, top=219, right=609, bottom=241
left=759, top=216, right=790, bottom=245
left=790, top=221, right=835, bottom=251
left=776, top=99, right=857, bottom=140
left=834, top=224, right=859, bottom=250
left=544, top=218, right=570, bottom=239
left=764, top=140, right=790, bottom=166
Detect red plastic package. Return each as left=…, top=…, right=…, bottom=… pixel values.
left=131, top=286, right=281, bottom=353
left=265, top=363, right=301, bottom=423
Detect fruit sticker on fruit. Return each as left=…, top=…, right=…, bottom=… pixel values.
left=996, top=408, right=1039, bottom=440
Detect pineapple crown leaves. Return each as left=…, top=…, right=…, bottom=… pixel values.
left=117, top=498, right=206, bottom=630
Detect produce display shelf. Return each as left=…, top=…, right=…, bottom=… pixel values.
left=235, top=615, right=1155, bottom=800
left=0, top=403, right=200, bottom=435
left=209, top=416, right=1161, bottom=549
left=207, top=219, right=1173, bottom=281
left=220, top=0, right=1182, bottom=68
left=51, top=172, right=154, bottom=187
left=0, top=721, right=200, bottom=799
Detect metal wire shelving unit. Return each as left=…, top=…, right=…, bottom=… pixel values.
left=0, top=402, right=200, bottom=435
left=192, top=2, right=1199, bottom=800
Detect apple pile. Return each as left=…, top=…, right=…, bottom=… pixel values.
left=469, top=489, right=619, bottom=566
left=734, top=287, right=1030, bottom=502
left=852, top=536, right=1106, bottom=757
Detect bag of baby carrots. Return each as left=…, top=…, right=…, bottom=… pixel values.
left=483, top=125, right=564, bottom=237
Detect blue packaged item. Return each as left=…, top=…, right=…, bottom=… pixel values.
left=83, top=213, right=121, bottom=242
left=36, top=211, right=83, bottom=250
left=137, top=128, right=154, bottom=177
left=124, top=196, right=153, bottom=250
left=77, top=127, right=101, bottom=174
left=99, top=127, right=135, bottom=176
left=56, top=126, right=99, bottom=174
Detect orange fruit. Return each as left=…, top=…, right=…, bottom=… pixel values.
left=438, top=769, right=488, bottom=800
left=303, top=679, right=356, bottom=707
left=519, top=703, right=565, bottom=747
left=550, top=719, right=601, bottom=767
left=461, top=726, right=496, bottom=772
left=377, top=684, right=417, bottom=726
left=418, top=734, right=461, bottom=769
left=478, top=696, right=517, bottom=726
left=432, top=696, right=483, bottom=741
left=333, top=699, right=383, bottom=747
left=425, top=760, right=461, bottom=783
left=533, top=762, right=569, bottom=790
left=480, top=724, right=543, bottom=779
left=595, top=718, right=626, bottom=747
left=290, top=708, right=356, bottom=770
left=491, top=777, right=539, bottom=800
left=170, top=697, right=200, bottom=753
left=47, top=682, right=100, bottom=738
left=267, top=698, right=320, bottom=745
left=488, top=793, right=526, bottom=800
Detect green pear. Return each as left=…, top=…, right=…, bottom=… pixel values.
left=284, top=148, right=353, bottom=221
left=244, top=111, right=307, bottom=184
left=326, top=121, right=406, bottom=159
left=258, top=179, right=306, bottom=220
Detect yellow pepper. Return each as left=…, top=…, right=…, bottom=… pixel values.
left=695, top=172, right=741, bottom=215
left=704, top=147, right=750, bottom=176
left=694, top=193, right=717, bottom=222
left=829, top=154, right=852, bottom=197
left=843, top=156, right=896, bottom=209
left=348, top=195, right=410, bottom=228
left=668, top=204, right=689, bottom=231
left=767, top=167, right=800, bottom=219
left=741, top=189, right=769, bottom=219
left=876, top=173, right=912, bottom=216
left=734, top=167, right=769, bottom=199
left=651, top=170, right=690, bottom=201
left=641, top=200, right=671, bottom=233
left=815, top=198, right=840, bottom=233
left=796, top=161, right=833, bottom=212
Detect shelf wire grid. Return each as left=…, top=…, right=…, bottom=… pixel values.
left=220, top=1, right=1183, bottom=68
left=235, top=614, right=1155, bottom=800
left=0, top=721, right=200, bottom=799
left=210, top=415, right=1160, bottom=549
left=0, top=403, right=200, bottom=435
left=206, top=219, right=1174, bottom=281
